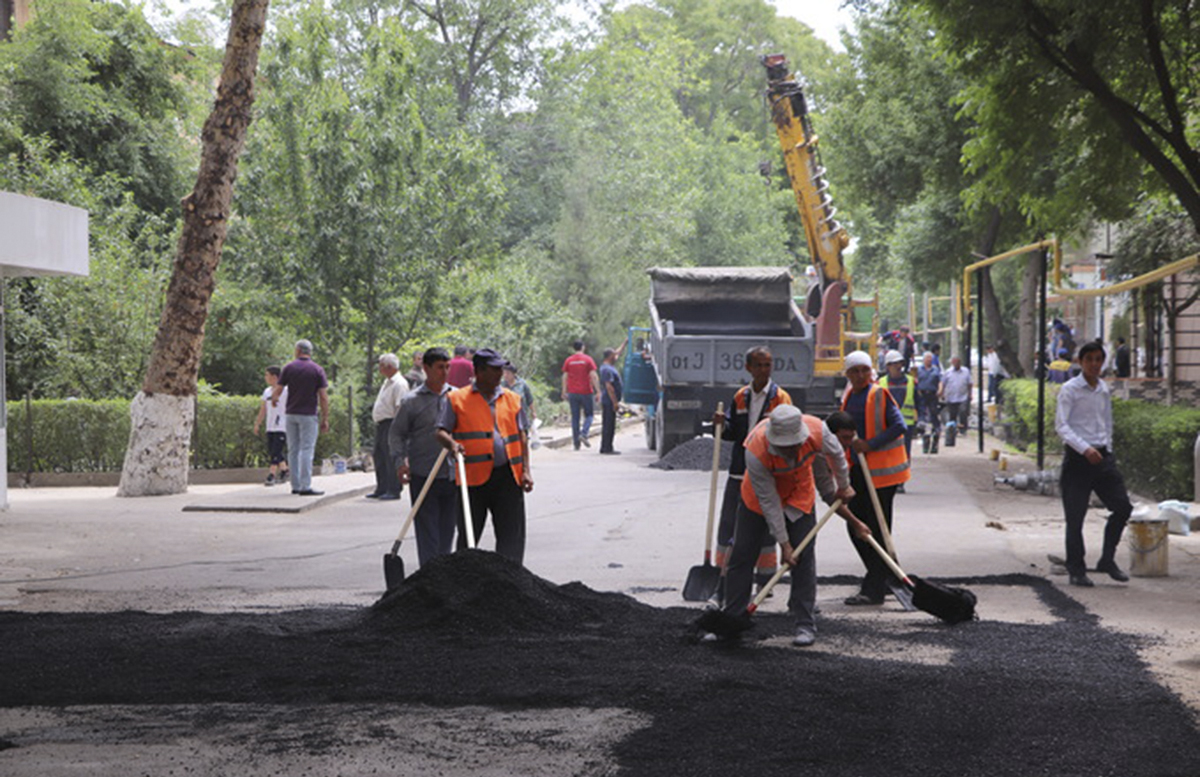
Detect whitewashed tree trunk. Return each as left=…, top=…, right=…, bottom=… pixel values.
left=117, top=393, right=195, bottom=496
left=118, top=0, right=268, bottom=497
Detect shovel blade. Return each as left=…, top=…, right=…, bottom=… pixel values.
left=886, top=579, right=917, bottom=611
left=682, top=562, right=721, bottom=602
left=383, top=553, right=405, bottom=592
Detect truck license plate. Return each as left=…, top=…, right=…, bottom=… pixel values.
left=666, top=399, right=702, bottom=410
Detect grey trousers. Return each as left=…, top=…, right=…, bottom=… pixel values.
left=722, top=500, right=817, bottom=631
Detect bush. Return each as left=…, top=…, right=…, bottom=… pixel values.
left=8, top=393, right=356, bottom=473
left=1002, top=378, right=1199, bottom=499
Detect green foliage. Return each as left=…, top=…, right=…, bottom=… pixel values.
left=1001, top=378, right=1199, bottom=499
left=0, top=0, right=197, bottom=215
left=7, top=393, right=356, bottom=473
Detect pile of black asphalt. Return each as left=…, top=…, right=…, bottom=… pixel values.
left=2, top=549, right=1198, bottom=776
left=649, top=438, right=732, bottom=471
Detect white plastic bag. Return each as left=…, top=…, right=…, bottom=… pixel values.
left=1158, top=499, right=1192, bottom=536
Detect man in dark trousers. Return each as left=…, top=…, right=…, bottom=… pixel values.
left=437, top=348, right=534, bottom=564
left=1055, top=341, right=1133, bottom=587
left=1116, top=337, right=1131, bottom=378
left=272, top=339, right=329, bottom=496
left=368, top=353, right=407, bottom=501
left=598, top=347, right=623, bottom=454
left=562, top=340, right=599, bottom=450
left=711, top=346, right=792, bottom=601
left=391, top=348, right=458, bottom=566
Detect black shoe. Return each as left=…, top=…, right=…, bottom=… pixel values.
left=1069, top=572, right=1095, bottom=587
left=844, top=593, right=884, bottom=606
left=1096, top=560, right=1129, bottom=582
left=573, top=440, right=581, bottom=451
left=297, top=489, right=325, bottom=496
left=600, top=450, right=621, bottom=455
left=377, top=493, right=400, bottom=501
left=365, top=492, right=383, bottom=499
left=582, top=436, right=591, bottom=448
left=896, top=483, right=906, bottom=494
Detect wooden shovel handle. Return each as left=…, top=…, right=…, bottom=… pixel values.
left=749, top=499, right=842, bottom=611
left=863, top=534, right=913, bottom=587
left=855, top=450, right=898, bottom=560
left=703, top=402, right=724, bottom=560
left=390, top=447, right=450, bottom=556
left=455, top=450, right=477, bottom=549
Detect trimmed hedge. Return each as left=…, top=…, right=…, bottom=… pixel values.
left=1001, top=378, right=1199, bottom=500
left=8, top=394, right=355, bottom=473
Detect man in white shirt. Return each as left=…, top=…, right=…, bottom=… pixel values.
left=1055, top=341, right=1133, bottom=587
left=983, top=344, right=1009, bottom=404
left=369, top=353, right=409, bottom=501
left=939, top=355, right=972, bottom=433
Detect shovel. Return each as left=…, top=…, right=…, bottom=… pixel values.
left=695, top=499, right=842, bottom=638
left=855, top=450, right=917, bottom=612
left=383, top=447, right=450, bottom=591
left=455, top=449, right=478, bottom=549
left=863, top=534, right=977, bottom=624
left=683, top=402, right=724, bottom=601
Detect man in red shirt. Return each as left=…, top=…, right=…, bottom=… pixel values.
left=561, top=340, right=600, bottom=450
left=447, top=345, right=475, bottom=389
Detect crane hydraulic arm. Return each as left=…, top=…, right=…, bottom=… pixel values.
left=762, top=53, right=849, bottom=289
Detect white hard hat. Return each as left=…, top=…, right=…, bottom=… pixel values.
left=885, top=350, right=905, bottom=365
left=766, top=405, right=809, bottom=447
left=844, top=351, right=873, bottom=371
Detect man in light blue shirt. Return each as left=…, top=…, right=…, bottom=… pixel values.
left=1054, top=341, right=1132, bottom=587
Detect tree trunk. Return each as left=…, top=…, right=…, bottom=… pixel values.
left=975, top=207, right=1025, bottom=377
left=118, top=0, right=269, bottom=497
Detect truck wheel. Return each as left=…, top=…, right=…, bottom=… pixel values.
left=645, top=413, right=657, bottom=451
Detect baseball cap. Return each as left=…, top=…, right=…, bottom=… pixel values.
left=766, top=405, right=809, bottom=447
left=472, top=348, right=510, bottom=369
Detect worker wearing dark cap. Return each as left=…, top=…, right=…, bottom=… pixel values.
left=436, top=348, right=534, bottom=564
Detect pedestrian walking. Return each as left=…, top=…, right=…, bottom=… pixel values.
left=368, top=353, right=408, bottom=501
left=390, top=348, right=459, bottom=566
left=915, top=351, right=941, bottom=451
left=1115, top=337, right=1131, bottom=378
left=273, top=339, right=330, bottom=496
left=939, top=355, right=972, bottom=433
left=437, top=348, right=534, bottom=564
left=984, top=344, right=1009, bottom=404
left=840, top=350, right=910, bottom=605
left=562, top=340, right=600, bottom=450
left=447, top=345, right=475, bottom=389
left=1055, top=341, right=1133, bottom=587
left=252, top=365, right=289, bottom=486
left=598, top=348, right=623, bottom=454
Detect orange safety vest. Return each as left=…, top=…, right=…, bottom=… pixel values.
left=732, top=382, right=792, bottom=417
left=447, top=386, right=525, bottom=487
left=740, top=415, right=825, bottom=516
left=841, top=382, right=910, bottom=488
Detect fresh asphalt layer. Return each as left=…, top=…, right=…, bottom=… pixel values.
left=1, top=424, right=1198, bottom=775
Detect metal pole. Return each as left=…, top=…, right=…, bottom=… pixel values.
left=347, top=384, right=354, bottom=457
left=1132, top=288, right=1139, bottom=378
left=1037, top=247, right=1048, bottom=471
left=25, top=390, right=33, bottom=482
left=977, top=273, right=985, bottom=453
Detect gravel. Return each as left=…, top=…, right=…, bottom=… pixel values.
left=2, top=553, right=1199, bottom=776
left=649, top=437, right=732, bottom=471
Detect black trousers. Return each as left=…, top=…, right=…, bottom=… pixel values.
left=373, top=419, right=401, bottom=496
left=1060, top=447, right=1133, bottom=574
left=600, top=400, right=617, bottom=452
left=845, top=462, right=898, bottom=600
left=457, top=464, right=527, bottom=565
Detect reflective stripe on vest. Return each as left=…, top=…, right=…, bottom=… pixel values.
left=842, top=383, right=910, bottom=488
left=886, top=375, right=917, bottom=425
left=733, top=382, right=793, bottom=421
left=739, top=415, right=824, bottom=515
left=448, top=386, right=525, bottom=487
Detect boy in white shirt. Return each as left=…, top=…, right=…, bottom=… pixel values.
left=253, top=366, right=290, bottom=486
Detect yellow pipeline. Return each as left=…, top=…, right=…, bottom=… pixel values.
left=959, top=239, right=1057, bottom=328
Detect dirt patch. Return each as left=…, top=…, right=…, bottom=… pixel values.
left=2, top=551, right=1199, bottom=776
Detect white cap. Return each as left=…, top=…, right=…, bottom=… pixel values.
left=844, top=350, right=873, bottom=371
left=885, top=350, right=905, bottom=365
left=766, top=405, right=809, bottom=447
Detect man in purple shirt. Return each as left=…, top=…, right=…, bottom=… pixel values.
left=272, top=339, right=330, bottom=496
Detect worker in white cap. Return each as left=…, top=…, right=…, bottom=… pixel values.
left=840, top=350, right=910, bottom=605
left=708, top=404, right=868, bottom=646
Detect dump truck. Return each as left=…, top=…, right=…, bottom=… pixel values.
left=636, top=266, right=815, bottom=458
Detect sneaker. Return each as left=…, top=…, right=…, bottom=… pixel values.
left=573, top=440, right=581, bottom=451
left=792, top=628, right=816, bottom=647
left=279, top=470, right=289, bottom=482
left=297, top=489, right=325, bottom=497
left=265, top=474, right=276, bottom=486
left=582, top=436, right=591, bottom=448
